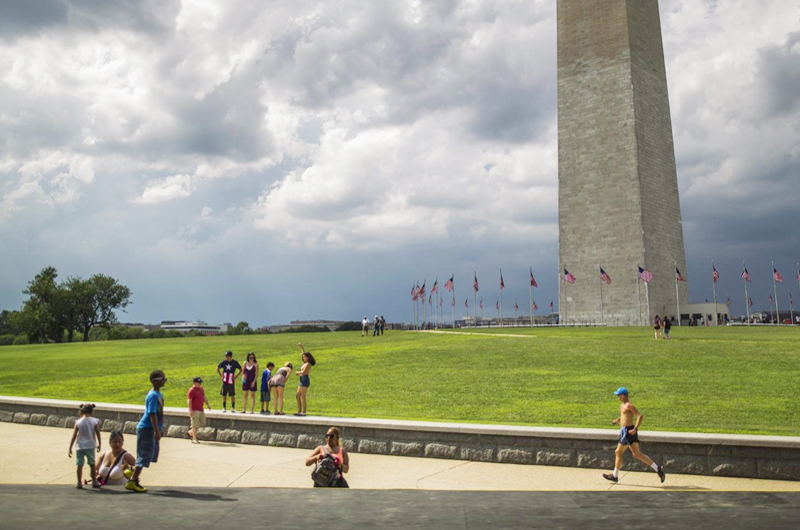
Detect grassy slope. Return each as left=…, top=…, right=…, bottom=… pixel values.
left=0, top=327, right=797, bottom=435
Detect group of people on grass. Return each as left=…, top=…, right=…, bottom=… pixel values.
left=361, top=315, right=386, bottom=336
left=652, top=314, right=672, bottom=339
left=68, top=367, right=350, bottom=492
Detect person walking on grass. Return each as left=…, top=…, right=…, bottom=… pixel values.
left=269, top=362, right=293, bottom=415
left=260, top=362, right=275, bottom=414
left=217, top=351, right=241, bottom=413
left=663, top=317, right=672, bottom=339
left=126, top=370, right=166, bottom=493
left=242, top=352, right=259, bottom=414
left=653, top=314, right=662, bottom=339
left=187, top=377, right=211, bottom=444
left=373, top=314, right=380, bottom=336
left=68, top=403, right=102, bottom=489
left=603, top=387, right=665, bottom=484
left=361, top=316, right=369, bottom=337
left=295, top=343, right=316, bottom=416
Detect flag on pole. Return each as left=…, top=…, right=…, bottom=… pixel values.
left=530, top=267, right=538, bottom=288
left=564, top=269, right=576, bottom=284
left=444, top=275, right=454, bottom=292
left=496, top=299, right=499, bottom=310
left=514, top=300, right=519, bottom=311
left=600, top=267, right=612, bottom=285
left=431, top=278, right=439, bottom=294
left=464, top=298, right=468, bottom=309
left=676, top=267, right=686, bottom=282
left=741, top=268, right=751, bottom=282
left=500, top=272, right=505, bottom=290
left=419, top=280, right=426, bottom=296
left=638, top=266, right=654, bottom=283
left=473, top=272, right=479, bottom=292
left=549, top=301, right=554, bottom=310
left=410, top=286, right=417, bottom=300
left=533, top=301, right=538, bottom=311
left=774, top=268, right=784, bottom=283
left=712, top=266, right=720, bottom=283
left=748, top=297, right=753, bottom=307
left=726, top=296, right=731, bottom=307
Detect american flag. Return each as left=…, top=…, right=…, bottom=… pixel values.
left=599, top=267, right=612, bottom=285
left=638, top=266, right=654, bottom=283
left=500, top=271, right=505, bottom=290
left=444, top=274, right=454, bottom=292
left=431, top=278, right=439, bottom=294
left=741, top=268, right=751, bottom=282
left=774, top=268, right=783, bottom=283
left=533, top=301, right=538, bottom=311
left=712, top=266, right=719, bottom=284
left=419, top=280, right=426, bottom=296
left=465, top=298, right=468, bottom=309
left=564, top=269, right=576, bottom=284
left=530, top=267, right=538, bottom=288
left=549, top=301, right=554, bottom=310
left=410, top=286, right=416, bottom=300
left=676, top=267, right=686, bottom=282
left=496, top=299, right=499, bottom=310
left=790, top=293, right=794, bottom=307
left=473, top=272, right=479, bottom=292
left=726, top=297, right=731, bottom=307
left=748, top=297, right=753, bottom=307
left=514, top=300, right=519, bottom=311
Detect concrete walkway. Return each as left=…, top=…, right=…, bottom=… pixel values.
left=2, top=423, right=799, bottom=492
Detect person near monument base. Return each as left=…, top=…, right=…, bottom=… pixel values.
left=126, top=369, right=166, bottom=493
left=653, top=314, right=662, bottom=339
left=217, top=351, right=241, bottom=412
left=241, top=352, right=259, bottom=414
left=187, top=377, right=211, bottom=444
left=68, top=403, right=102, bottom=489
left=305, top=427, right=349, bottom=488
left=663, top=317, right=672, bottom=339
left=603, top=387, right=665, bottom=484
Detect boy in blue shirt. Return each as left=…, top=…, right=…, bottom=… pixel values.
left=126, top=369, right=166, bottom=493
left=260, top=362, right=275, bottom=414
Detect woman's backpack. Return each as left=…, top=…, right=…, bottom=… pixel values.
left=311, top=450, right=340, bottom=487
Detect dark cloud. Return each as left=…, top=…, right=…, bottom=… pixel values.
left=0, top=0, right=68, bottom=41
left=756, top=32, right=800, bottom=117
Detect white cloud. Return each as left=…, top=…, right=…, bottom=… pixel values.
left=137, top=174, right=196, bottom=204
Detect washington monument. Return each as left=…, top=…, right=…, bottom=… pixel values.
left=557, top=0, right=689, bottom=325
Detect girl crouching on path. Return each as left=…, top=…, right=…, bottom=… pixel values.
left=295, top=343, right=316, bottom=416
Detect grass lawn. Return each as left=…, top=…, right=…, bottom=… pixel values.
left=0, top=326, right=798, bottom=436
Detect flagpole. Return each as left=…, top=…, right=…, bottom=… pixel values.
left=529, top=281, right=533, bottom=328
left=773, top=261, right=780, bottom=326
left=452, top=280, right=456, bottom=329
left=712, top=260, right=718, bottom=327
left=637, top=265, right=642, bottom=326
left=790, top=291, right=794, bottom=327
left=563, top=273, right=567, bottom=326
left=481, top=299, right=484, bottom=321
left=645, top=281, right=650, bottom=326
left=499, top=268, right=503, bottom=328
left=674, top=260, right=681, bottom=326
left=473, top=271, right=477, bottom=324
left=599, top=264, right=605, bottom=325
left=743, top=261, right=751, bottom=326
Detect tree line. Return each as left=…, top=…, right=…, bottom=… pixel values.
left=0, top=267, right=132, bottom=345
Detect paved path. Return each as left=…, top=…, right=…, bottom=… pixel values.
left=2, top=423, right=799, bottom=492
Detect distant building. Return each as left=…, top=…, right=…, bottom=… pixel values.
left=662, top=303, right=730, bottom=327
left=160, top=321, right=228, bottom=335
left=261, top=320, right=345, bottom=333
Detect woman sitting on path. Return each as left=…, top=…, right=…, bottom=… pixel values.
left=269, top=362, right=293, bottom=415
left=242, top=352, right=259, bottom=414
left=305, top=427, right=349, bottom=488
left=294, top=343, right=316, bottom=416
left=95, top=431, right=136, bottom=486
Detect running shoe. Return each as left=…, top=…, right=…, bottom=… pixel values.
left=125, top=479, right=147, bottom=493
left=657, top=465, right=666, bottom=483
left=602, top=473, right=618, bottom=483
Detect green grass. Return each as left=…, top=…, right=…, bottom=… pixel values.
left=1, top=327, right=798, bottom=436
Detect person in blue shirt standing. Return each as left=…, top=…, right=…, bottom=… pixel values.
left=126, top=369, right=166, bottom=493
left=260, top=362, right=275, bottom=414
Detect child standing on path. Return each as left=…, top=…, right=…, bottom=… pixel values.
left=68, top=403, right=102, bottom=489
left=187, top=377, right=211, bottom=444
left=126, top=370, right=166, bottom=493
left=295, top=343, right=316, bottom=416
left=217, top=351, right=241, bottom=413
left=260, top=362, right=275, bottom=414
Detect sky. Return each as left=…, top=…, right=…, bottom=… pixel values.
left=1, top=0, right=799, bottom=327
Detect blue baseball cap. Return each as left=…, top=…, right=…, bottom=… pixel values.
left=613, top=387, right=629, bottom=396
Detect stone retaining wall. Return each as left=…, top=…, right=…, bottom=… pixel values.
left=2, top=396, right=799, bottom=481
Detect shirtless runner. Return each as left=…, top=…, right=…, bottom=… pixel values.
left=603, top=387, right=666, bottom=483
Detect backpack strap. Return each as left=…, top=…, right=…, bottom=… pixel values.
left=103, top=450, right=127, bottom=483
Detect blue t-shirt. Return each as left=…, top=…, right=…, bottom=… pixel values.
left=137, top=389, right=164, bottom=430
left=261, top=368, right=272, bottom=389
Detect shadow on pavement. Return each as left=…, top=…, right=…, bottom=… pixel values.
left=149, top=489, right=238, bottom=502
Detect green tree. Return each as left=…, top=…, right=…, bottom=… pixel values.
left=71, top=274, right=133, bottom=342
left=227, top=321, right=252, bottom=335
left=17, top=267, right=66, bottom=343
left=0, top=310, right=20, bottom=336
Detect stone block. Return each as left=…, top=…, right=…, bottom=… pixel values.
left=167, top=425, right=189, bottom=439
left=12, top=413, right=30, bottom=424
left=197, top=427, right=216, bottom=441
left=660, top=455, right=707, bottom=476
left=536, top=450, right=575, bottom=467
left=709, top=457, right=758, bottom=478
left=46, top=415, right=65, bottom=428
left=391, top=442, right=423, bottom=457
left=242, top=430, right=270, bottom=446
left=0, top=411, right=14, bottom=423
left=576, top=451, right=614, bottom=469
left=460, top=446, right=495, bottom=462
left=269, top=433, right=296, bottom=447
left=342, top=438, right=357, bottom=452
left=540, top=438, right=576, bottom=449
left=425, top=443, right=459, bottom=460
left=216, top=429, right=242, bottom=444
left=102, top=420, right=124, bottom=433
left=730, top=446, right=783, bottom=460
left=297, top=434, right=322, bottom=450
left=497, top=448, right=535, bottom=465
left=758, top=459, right=800, bottom=481
left=29, top=414, right=47, bottom=426
left=359, top=440, right=389, bottom=455
left=123, top=421, right=138, bottom=435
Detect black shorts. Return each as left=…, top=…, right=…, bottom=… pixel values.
left=221, top=383, right=236, bottom=397
left=619, top=426, right=640, bottom=445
